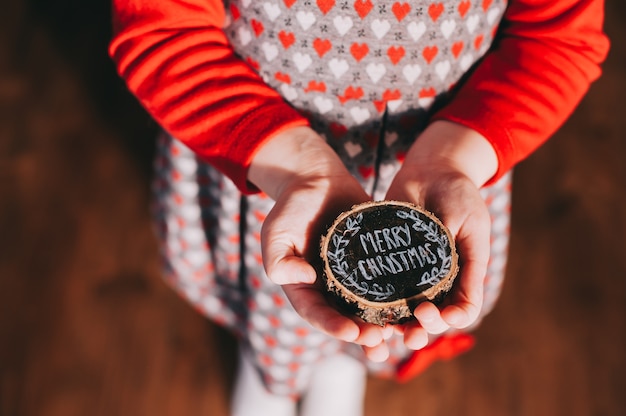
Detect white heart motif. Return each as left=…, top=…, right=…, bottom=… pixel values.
left=280, top=84, right=298, bottom=101
left=333, top=15, right=353, bottom=36
left=279, top=308, right=301, bottom=326
left=182, top=227, right=204, bottom=246
left=459, top=53, right=474, bottom=71
left=384, top=131, right=398, bottom=146
left=256, top=291, right=274, bottom=310
left=344, top=141, right=363, bottom=158
left=177, top=181, right=199, bottom=198
left=247, top=333, right=265, bottom=353
left=314, top=96, right=334, bottom=114
left=276, top=329, right=297, bottom=346
left=466, top=14, right=479, bottom=34
left=418, top=96, right=434, bottom=109
left=238, top=27, right=252, bottom=46
left=377, top=163, right=397, bottom=180
left=387, top=99, right=403, bottom=112
left=271, top=348, right=294, bottom=366
left=261, top=42, right=278, bottom=61
left=296, top=11, right=316, bottom=30
left=250, top=314, right=270, bottom=331
left=263, top=2, right=281, bottom=21
left=487, top=7, right=501, bottom=25
left=407, top=21, right=426, bottom=42
left=172, top=154, right=197, bottom=175
left=350, top=107, right=371, bottom=124
left=371, top=19, right=390, bottom=39
left=200, top=296, right=222, bottom=315
left=179, top=205, right=201, bottom=221
left=293, top=52, right=312, bottom=72
left=402, top=64, right=422, bottom=85
left=440, top=19, right=456, bottom=39
left=328, top=58, right=349, bottom=79
left=266, top=367, right=290, bottom=383
left=435, top=60, right=450, bottom=81
left=182, top=245, right=206, bottom=266
left=366, top=63, right=386, bottom=83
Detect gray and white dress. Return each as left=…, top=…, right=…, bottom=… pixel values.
left=152, top=0, right=511, bottom=396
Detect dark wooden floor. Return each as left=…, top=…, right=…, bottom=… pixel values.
left=1, top=1, right=625, bottom=415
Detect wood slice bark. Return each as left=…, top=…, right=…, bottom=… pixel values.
left=320, top=200, right=459, bottom=326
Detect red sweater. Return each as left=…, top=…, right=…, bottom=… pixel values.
left=109, top=0, right=609, bottom=192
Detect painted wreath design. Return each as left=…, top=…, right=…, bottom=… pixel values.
left=326, top=207, right=453, bottom=302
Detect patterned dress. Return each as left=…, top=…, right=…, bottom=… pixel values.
left=152, top=0, right=511, bottom=397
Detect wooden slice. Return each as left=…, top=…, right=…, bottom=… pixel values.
left=320, top=200, right=459, bottom=326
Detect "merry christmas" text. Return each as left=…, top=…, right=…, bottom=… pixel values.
left=357, top=223, right=438, bottom=280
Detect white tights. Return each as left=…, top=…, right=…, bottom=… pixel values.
left=231, top=346, right=367, bottom=416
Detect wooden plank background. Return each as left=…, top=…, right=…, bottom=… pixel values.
left=1, top=1, right=624, bottom=415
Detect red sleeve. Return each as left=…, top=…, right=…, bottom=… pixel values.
left=432, top=0, right=610, bottom=185
left=108, top=0, right=309, bottom=193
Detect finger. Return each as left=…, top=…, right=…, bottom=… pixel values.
left=266, top=252, right=317, bottom=285
left=282, top=283, right=359, bottom=342
left=431, top=191, right=490, bottom=327
left=441, top=234, right=489, bottom=328
left=382, top=324, right=394, bottom=340
left=413, top=302, right=450, bottom=334
left=403, top=325, right=429, bottom=350
left=393, top=324, right=406, bottom=336
left=353, top=320, right=385, bottom=347
left=362, top=342, right=390, bottom=362
left=441, top=265, right=484, bottom=328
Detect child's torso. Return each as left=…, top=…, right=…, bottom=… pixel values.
left=223, top=0, right=506, bottom=192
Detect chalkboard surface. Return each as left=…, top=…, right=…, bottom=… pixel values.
left=320, top=201, right=458, bottom=325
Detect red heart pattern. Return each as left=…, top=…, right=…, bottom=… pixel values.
left=278, top=30, right=295, bottom=48
left=350, top=42, right=369, bottom=62
left=224, top=0, right=505, bottom=175
left=313, top=38, right=332, bottom=56
left=392, top=2, right=411, bottom=22
left=428, top=3, right=444, bottom=22
left=354, top=0, right=373, bottom=19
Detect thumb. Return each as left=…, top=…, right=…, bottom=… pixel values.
left=264, top=243, right=318, bottom=285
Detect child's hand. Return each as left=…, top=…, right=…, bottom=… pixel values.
left=249, top=126, right=392, bottom=361
left=385, top=120, right=498, bottom=350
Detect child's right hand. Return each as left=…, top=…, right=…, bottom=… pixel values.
left=248, top=126, right=393, bottom=362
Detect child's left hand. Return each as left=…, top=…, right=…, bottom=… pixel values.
left=386, top=163, right=492, bottom=350
left=385, top=120, right=498, bottom=350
